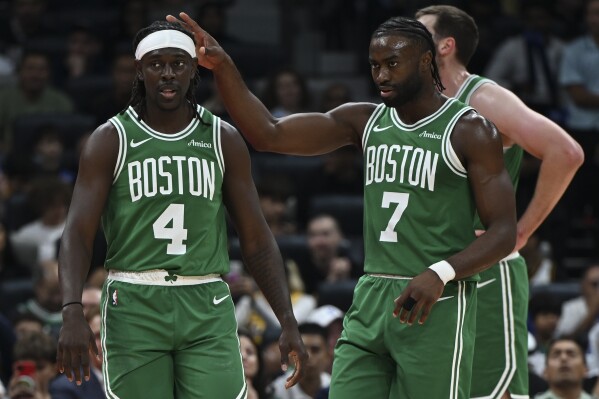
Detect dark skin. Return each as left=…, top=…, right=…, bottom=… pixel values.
left=56, top=46, right=307, bottom=388
left=167, top=12, right=516, bottom=325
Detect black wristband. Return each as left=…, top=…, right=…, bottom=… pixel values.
left=62, top=301, right=83, bottom=309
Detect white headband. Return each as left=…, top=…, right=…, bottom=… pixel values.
left=135, top=30, right=196, bottom=60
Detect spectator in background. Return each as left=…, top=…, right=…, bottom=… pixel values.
left=196, top=1, right=238, bottom=48
left=57, top=24, right=107, bottom=86
left=11, top=313, right=43, bottom=340
left=256, top=175, right=297, bottom=237
left=485, top=1, right=565, bottom=121
left=261, top=68, right=311, bottom=117
left=529, top=291, right=564, bottom=376
left=7, top=331, right=57, bottom=399
left=319, top=82, right=352, bottom=113
left=29, top=125, right=76, bottom=183
left=300, top=214, right=358, bottom=295
left=13, top=262, right=61, bottom=339
left=305, top=305, right=344, bottom=374
left=0, top=0, right=52, bottom=63
left=0, top=51, right=73, bottom=155
left=86, top=53, right=136, bottom=125
left=556, top=264, right=599, bottom=342
left=238, top=329, right=266, bottom=399
left=534, top=338, right=595, bottom=399
left=297, top=146, right=363, bottom=227
left=10, top=177, right=70, bottom=267
left=80, top=286, right=101, bottom=318
left=268, top=323, right=331, bottom=399
left=559, top=0, right=599, bottom=215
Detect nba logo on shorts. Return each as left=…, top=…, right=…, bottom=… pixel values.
left=112, top=289, right=118, bottom=306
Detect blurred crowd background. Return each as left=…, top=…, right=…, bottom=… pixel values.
left=0, top=0, right=598, bottom=397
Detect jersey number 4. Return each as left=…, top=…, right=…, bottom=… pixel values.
left=380, top=192, right=409, bottom=243
left=153, top=203, right=188, bottom=255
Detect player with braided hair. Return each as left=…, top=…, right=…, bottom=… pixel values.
left=168, top=12, right=517, bottom=398
left=56, top=20, right=307, bottom=399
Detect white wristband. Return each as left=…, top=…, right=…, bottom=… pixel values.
left=428, top=260, right=456, bottom=285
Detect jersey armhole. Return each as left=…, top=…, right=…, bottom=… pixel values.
left=109, top=117, right=128, bottom=183
left=441, top=107, right=474, bottom=177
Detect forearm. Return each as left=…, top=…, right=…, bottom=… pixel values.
left=518, top=152, right=582, bottom=242
left=242, top=240, right=296, bottom=327
left=447, top=221, right=516, bottom=280
left=58, top=232, right=93, bottom=304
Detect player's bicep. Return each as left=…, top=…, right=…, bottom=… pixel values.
left=65, top=124, right=119, bottom=241
left=453, top=115, right=515, bottom=229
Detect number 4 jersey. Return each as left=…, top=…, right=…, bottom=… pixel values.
left=102, top=105, right=229, bottom=275
left=362, top=98, right=478, bottom=280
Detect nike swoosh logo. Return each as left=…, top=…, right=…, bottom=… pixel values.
left=130, top=138, right=152, bottom=148
left=213, top=295, right=230, bottom=305
left=477, top=278, right=496, bottom=289
left=373, top=125, right=392, bottom=132
left=437, top=296, right=454, bottom=302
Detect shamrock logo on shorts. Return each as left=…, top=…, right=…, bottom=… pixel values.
left=165, top=272, right=178, bottom=283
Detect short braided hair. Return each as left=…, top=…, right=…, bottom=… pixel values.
left=372, top=16, right=445, bottom=92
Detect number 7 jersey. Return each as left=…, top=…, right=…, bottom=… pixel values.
left=362, top=98, right=478, bottom=280
left=101, top=105, right=229, bottom=275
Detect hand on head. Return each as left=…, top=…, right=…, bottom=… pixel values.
left=166, top=12, right=227, bottom=70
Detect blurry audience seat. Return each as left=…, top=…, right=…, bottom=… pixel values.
left=64, top=76, right=113, bottom=113
left=530, top=282, right=581, bottom=306
left=0, top=278, right=34, bottom=317
left=252, top=153, right=323, bottom=185
left=309, top=195, right=364, bottom=236
left=12, top=113, right=95, bottom=153
left=317, top=279, right=357, bottom=313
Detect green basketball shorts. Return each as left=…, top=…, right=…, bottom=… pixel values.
left=470, top=253, right=529, bottom=399
left=329, top=274, right=477, bottom=399
left=100, top=270, right=246, bottom=399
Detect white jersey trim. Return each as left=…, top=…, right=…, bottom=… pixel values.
left=391, top=98, right=457, bottom=131
left=125, top=106, right=200, bottom=141
left=450, top=281, right=467, bottom=399
left=441, top=107, right=474, bottom=177
left=362, top=103, right=386, bottom=151
left=455, top=75, right=496, bottom=106
left=101, top=280, right=122, bottom=399
left=213, top=116, right=225, bottom=176
left=109, top=117, right=128, bottom=183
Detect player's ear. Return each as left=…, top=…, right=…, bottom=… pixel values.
left=135, top=60, right=144, bottom=81
left=437, top=37, right=455, bottom=57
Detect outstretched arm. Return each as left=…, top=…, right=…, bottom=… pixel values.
left=220, top=121, right=308, bottom=388
left=471, top=84, right=583, bottom=250
left=394, top=112, right=516, bottom=324
left=57, top=123, right=118, bottom=385
left=166, top=12, right=371, bottom=155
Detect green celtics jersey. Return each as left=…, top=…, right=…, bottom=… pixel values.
left=363, top=98, right=477, bottom=278
left=102, top=105, right=229, bottom=275
left=456, top=75, right=523, bottom=230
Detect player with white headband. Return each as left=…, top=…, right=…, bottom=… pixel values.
left=56, top=20, right=307, bottom=399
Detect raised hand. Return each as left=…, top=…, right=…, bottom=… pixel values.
left=166, top=12, right=228, bottom=70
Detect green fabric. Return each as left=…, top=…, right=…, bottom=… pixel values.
left=100, top=279, right=245, bottom=399
left=470, top=256, right=530, bottom=398
left=362, top=99, right=478, bottom=280
left=102, top=106, right=229, bottom=276
left=329, top=275, right=477, bottom=398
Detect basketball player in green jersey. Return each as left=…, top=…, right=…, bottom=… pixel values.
left=56, top=21, right=307, bottom=399
left=416, top=6, right=584, bottom=399
left=167, top=13, right=518, bottom=398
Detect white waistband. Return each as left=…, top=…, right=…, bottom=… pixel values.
left=108, top=270, right=222, bottom=286
left=368, top=273, right=413, bottom=280
left=501, top=251, right=520, bottom=262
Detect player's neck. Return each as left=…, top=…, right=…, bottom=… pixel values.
left=439, top=59, right=470, bottom=98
